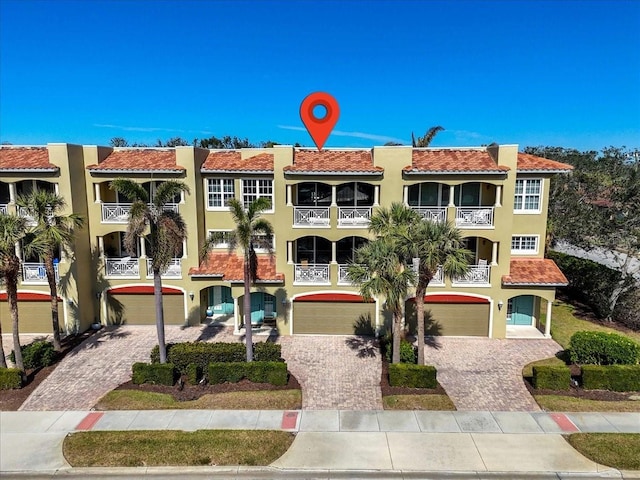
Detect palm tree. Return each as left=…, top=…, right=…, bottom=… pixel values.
left=201, top=197, right=273, bottom=362
left=16, top=191, right=84, bottom=351
left=412, top=126, right=444, bottom=148
left=110, top=180, right=190, bottom=364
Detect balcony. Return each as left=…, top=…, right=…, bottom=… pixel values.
left=338, top=207, right=371, bottom=227
left=294, top=263, right=330, bottom=284
left=455, top=207, right=494, bottom=228
left=338, top=264, right=352, bottom=284
left=18, top=206, right=53, bottom=226
left=146, top=258, right=182, bottom=279
left=452, top=265, right=491, bottom=286
left=430, top=265, right=445, bottom=286
left=22, top=263, right=59, bottom=284
left=293, top=207, right=330, bottom=227
left=101, top=203, right=179, bottom=224
left=0, top=204, right=7, bottom=214
left=411, top=206, right=447, bottom=223
left=105, top=257, right=140, bottom=278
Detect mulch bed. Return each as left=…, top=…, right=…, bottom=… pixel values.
left=379, top=359, right=447, bottom=397
left=0, top=330, right=97, bottom=411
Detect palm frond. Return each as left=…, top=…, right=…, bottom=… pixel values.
left=110, top=179, right=148, bottom=202
left=153, top=181, right=190, bottom=209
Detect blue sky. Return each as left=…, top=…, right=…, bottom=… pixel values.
left=1, top=0, right=639, bottom=151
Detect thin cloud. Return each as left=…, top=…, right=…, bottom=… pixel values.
left=278, top=125, right=407, bottom=145
left=449, top=129, right=491, bottom=142
left=93, top=123, right=184, bottom=133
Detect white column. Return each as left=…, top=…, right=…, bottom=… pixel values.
left=491, top=242, right=498, bottom=266
left=8, top=183, right=16, bottom=203
left=139, top=237, right=147, bottom=258
left=233, top=296, right=240, bottom=333
left=180, top=190, right=185, bottom=204
left=331, top=242, right=337, bottom=264
left=403, top=186, right=408, bottom=205
left=98, top=236, right=104, bottom=258
left=15, top=242, right=22, bottom=261
left=448, top=185, right=455, bottom=207
left=286, top=185, right=292, bottom=206
left=182, top=239, right=187, bottom=259
left=495, top=185, right=502, bottom=207
left=54, top=183, right=60, bottom=195
left=287, top=241, right=293, bottom=264
left=545, top=300, right=552, bottom=337
left=94, top=183, right=101, bottom=203
left=331, top=185, right=337, bottom=206
left=374, top=185, right=380, bottom=206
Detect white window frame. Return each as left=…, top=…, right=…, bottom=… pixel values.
left=206, top=178, right=235, bottom=210
left=514, top=178, right=542, bottom=213
left=241, top=178, right=274, bottom=212
left=207, top=229, right=233, bottom=249
left=511, top=235, right=540, bottom=254
left=251, top=232, right=275, bottom=253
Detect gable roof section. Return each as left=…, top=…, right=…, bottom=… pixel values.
left=517, top=153, right=573, bottom=173
left=284, top=149, right=383, bottom=175
left=189, top=252, right=284, bottom=283
left=87, top=149, right=184, bottom=173
left=0, top=147, right=58, bottom=172
left=502, top=259, right=569, bottom=286
left=201, top=151, right=274, bottom=173
left=405, top=149, right=510, bottom=174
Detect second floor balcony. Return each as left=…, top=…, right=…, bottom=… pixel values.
left=105, top=257, right=140, bottom=278
left=293, top=207, right=330, bottom=227
left=101, top=203, right=179, bottom=224
left=22, top=262, right=59, bottom=284
left=146, top=258, right=182, bottom=279
left=452, top=264, right=491, bottom=286
left=294, top=263, right=330, bottom=285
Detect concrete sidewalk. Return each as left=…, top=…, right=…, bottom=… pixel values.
left=1, top=410, right=639, bottom=478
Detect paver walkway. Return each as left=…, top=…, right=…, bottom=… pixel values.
left=425, top=337, right=562, bottom=411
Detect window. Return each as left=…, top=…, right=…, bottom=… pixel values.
left=251, top=233, right=274, bottom=252
left=408, top=183, right=449, bottom=207
left=336, top=182, right=374, bottom=206
left=514, top=179, right=542, bottom=212
left=207, top=179, right=234, bottom=209
left=207, top=230, right=233, bottom=248
left=511, top=235, right=539, bottom=254
left=242, top=179, right=273, bottom=210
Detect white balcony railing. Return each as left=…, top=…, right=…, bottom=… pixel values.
left=338, top=207, right=371, bottom=227
left=411, top=206, right=447, bottom=223
left=22, top=263, right=59, bottom=284
left=453, top=265, right=491, bottom=285
left=17, top=206, right=53, bottom=226
left=338, top=264, right=352, bottom=284
left=101, top=203, right=179, bottom=224
left=293, top=207, right=330, bottom=227
left=430, top=265, right=444, bottom=285
left=146, top=258, right=182, bottom=278
left=0, top=204, right=8, bottom=214
left=105, top=257, right=140, bottom=278
left=294, top=263, right=330, bottom=284
left=455, top=207, right=494, bottom=228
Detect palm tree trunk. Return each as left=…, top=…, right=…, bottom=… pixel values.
left=243, top=254, right=253, bottom=362
left=415, top=284, right=426, bottom=365
left=392, top=307, right=402, bottom=364
left=6, top=269, right=24, bottom=371
left=0, top=327, right=7, bottom=368
left=153, top=270, right=167, bottom=363
left=45, top=253, right=62, bottom=351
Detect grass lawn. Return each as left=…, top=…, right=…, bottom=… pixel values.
left=535, top=395, right=640, bottom=412
left=566, top=434, right=640, bottom=470
left=64, top=430, right=294, bottom=467
left=383, top=394, right=456, bottom=410
left=95, top=389, right=302, bottom=410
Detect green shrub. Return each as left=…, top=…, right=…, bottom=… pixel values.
left=151, top=342, right=282, bottom=372
left=207, top=361, right=288, bottom=386
left=132, top=362, right=176, bottom=386
left=388, top=363, right=437, bottom=388
left=185, top=363, right=201, bottom=385
left=10, top=340, right=57, bottom=370
left=582, top=365, right=640, bottom=392
left=385, top=339, right=417, bottom=364
left=0, top=368, right=23, bottom=389
left=570, top=331, right=640, bottom=365
left=532, top=365, right=571, bottom=390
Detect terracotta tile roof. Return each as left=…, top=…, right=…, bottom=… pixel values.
left=0, top=147, right=57, bottom=171
left=284, top=149, right=383, bottom=174
left=189, top=252, right=284, bottom=283
left=517, top=153, right=573, bottom=172
left=201, top=151, right=274, bottom=172
left=87, top=149, right=184, bottom=172
left=502, top=259, right=568, bottom=286
left=405, top=149, right=510, bottom=174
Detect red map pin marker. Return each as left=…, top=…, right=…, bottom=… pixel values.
left=300, top=92, right=340, bottom=151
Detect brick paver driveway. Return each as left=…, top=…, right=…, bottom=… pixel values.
left=425, top=337, right=562, bottom=411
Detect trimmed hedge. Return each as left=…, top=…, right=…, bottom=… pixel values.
left=207, top=361, right=288, bottom=386
left=388, top=363, right=437, bottom=388
left=570, top=331, right=640, bottom=365
left=582, top=365, right=640, bottom=392
left=10, top=340, right=57, bottom=370
left=532, top=365, right=571, bottom=390
left=151, top=342, right=282, bottom=372
left=132, top=362, right=177, bottom=386
left=385, top=339, right=418, bottom=364
left=0, top=368, right=23, bottom=390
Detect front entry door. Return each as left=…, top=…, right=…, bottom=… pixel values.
left=507, top=296, right=534, bottom=325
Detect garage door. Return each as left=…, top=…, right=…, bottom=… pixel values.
left=293, top=293, right=376, bottom=335
left=406, top=295, right=490, bottom=336
left=107, top=286, right=184, bottom=325
left=0, top=292, right=58, bottom=334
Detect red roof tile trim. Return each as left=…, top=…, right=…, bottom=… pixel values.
left=284, top=150, right=383, bottom=174
left=405, top=149, right=510, bottom=174
left=201, top=152, right=274, bottom=172
left=517, top=153, right=573, bottom=172
left=0, top=147, right=57, bottom=171
left=189, top=252, right=284, bottom=282
left=87, top=149, right=184, bottom=172
left=502, top=259, right=568, bottom=286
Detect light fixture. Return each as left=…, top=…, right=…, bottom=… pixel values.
left=188, top=291, right=195, bottom=301
left=497, top=300, right=504, bottom=311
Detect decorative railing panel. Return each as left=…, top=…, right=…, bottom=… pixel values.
left=453, top=265, right=491, bottom=285
left=294, top=263, right=330, bottom=284
left=455, top=207, right=494, bottom=228
left=411, top=207, right=447, bottom=223
left=338, top=207, right=371, bottom=227
left=101, top=203, right=179, bottom=224
left=146, top=258, right=182, bottom=278
left=22, top=263, right=59, bottom=283
left=105, top=257, right=140, bottom=277
left=293, top=207, right=330, bottom=227
left=0, top=204, right=8, bottom=215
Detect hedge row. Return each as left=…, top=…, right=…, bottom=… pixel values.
left=532, top=365, right=571, bottom=390
left=570, top=331, right=640, bottom=365
left=132, top=362, right=177, bottom=386
left=582, top=365, right=640, bottom=392
left=388, top=363, right=437, bottom=388
left=208, top=361, right=288, bottom=386
left=150, top=342, right=282, bottom=372
left=10, top=340, right=57, bottom=370
left=0, top=368, right=23, bottom=390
